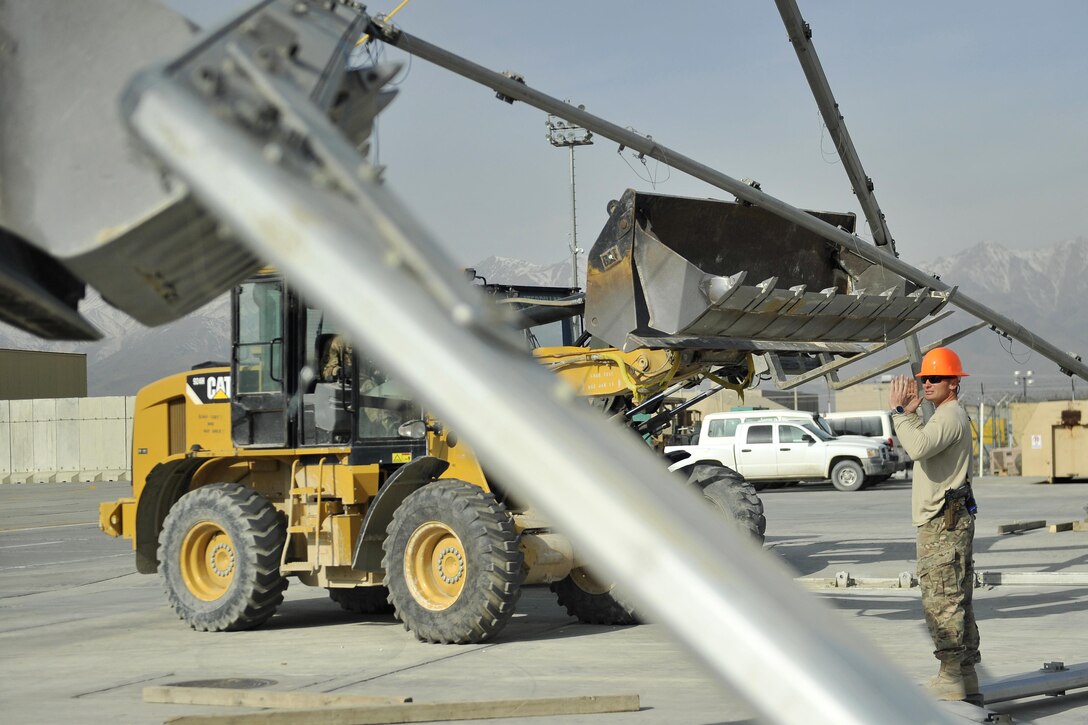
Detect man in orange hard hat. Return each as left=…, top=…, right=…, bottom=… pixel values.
left=889, top=347, right=981, bottom=704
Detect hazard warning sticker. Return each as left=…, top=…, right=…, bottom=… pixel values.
left=187, top=373, right=231, bottom=405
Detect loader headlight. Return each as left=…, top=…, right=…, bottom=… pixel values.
left=866, top=449, right=880, bottom=458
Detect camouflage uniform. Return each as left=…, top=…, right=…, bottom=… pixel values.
left=321, top=336, right=351, bottom=382
left=917, top=498, right=980, bottom=667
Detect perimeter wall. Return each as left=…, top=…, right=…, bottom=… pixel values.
left=0, top=397, right=134, bottom=483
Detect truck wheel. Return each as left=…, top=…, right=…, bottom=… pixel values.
left=158, top=483, right=287, bottom=632
left=831, top=460, right=865, bottom=492
left=551, top=567, right=638, bottom=626
left=328, top=586, right=394, bottom=614
left=383, top=480, right=523, bottom=644
left=692, top=465, right=766, bottom=543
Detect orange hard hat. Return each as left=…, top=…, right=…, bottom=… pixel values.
left=915, top=347, right=969, bottom=378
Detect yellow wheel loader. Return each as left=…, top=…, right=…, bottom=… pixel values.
left=99, top=261, right=767, bottom=643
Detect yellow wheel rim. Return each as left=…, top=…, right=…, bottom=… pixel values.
left=180, top=521, right=237, bottom=601
left=570, top=567, right=611, bottom=595
left=404, top=521, right=467, bottom=611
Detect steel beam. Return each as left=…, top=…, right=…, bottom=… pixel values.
left=981, top=661, right=1088, bottom=705
left=774, top=0, right=896, bottom=254
left=366, top=18, right=1088, bottom=384
left=770, top=311, right=956, bottom=390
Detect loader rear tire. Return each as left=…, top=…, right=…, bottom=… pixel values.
left=328, top=586, right=394, bottom=615
left=159, top=483, right=287, bottom=632
left=689, top=464, right=766, bottom=543
left=551, top=567, right=638, bottom=626
left=383, top=480, right=523, bottom=644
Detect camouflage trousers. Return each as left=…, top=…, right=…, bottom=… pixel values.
left=917, top=500, right=981, bottom=665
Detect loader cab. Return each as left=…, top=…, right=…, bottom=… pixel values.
left=230, top=272, right=425, bottom=462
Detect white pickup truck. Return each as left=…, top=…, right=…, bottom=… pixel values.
left=665, top=419, right=895, bottom=492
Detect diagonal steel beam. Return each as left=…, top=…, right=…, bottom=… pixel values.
left=830, top=323, right=989, bottom=390
left=775, top=0, right=896, bottom=255
left=366, top=17, right=1088, bottom=384
left=771, top=310, right=956, bottom=390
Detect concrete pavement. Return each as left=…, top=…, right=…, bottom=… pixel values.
left=1, top=477, right=1086, bottom=724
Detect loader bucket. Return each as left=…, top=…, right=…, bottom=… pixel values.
left=583, top=189, right=949, bottom=352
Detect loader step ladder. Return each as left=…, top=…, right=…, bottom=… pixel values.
left=280, top=461, right=329, bottom=574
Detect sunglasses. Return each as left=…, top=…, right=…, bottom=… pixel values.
left=919, top=375, right=950, bottom=384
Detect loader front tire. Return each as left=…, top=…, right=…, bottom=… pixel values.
left=159, top=484, right=287, bottom=632
left=688, top=464, right=766, bottom=543
left=383, top=480, right=523, bottom=644
left=551, top=567, right=638, bottom=626
left=328, top=586, right=394, bottom=615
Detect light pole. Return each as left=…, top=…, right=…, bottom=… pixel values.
left=1013, top=369, right=1033, bottom=401
left=546, top=111, right=593, bottom=293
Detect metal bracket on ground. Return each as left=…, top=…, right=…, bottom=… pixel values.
left=799, top=570, right=1088, bottom=590
left=798, top=571, right=918, bottom=589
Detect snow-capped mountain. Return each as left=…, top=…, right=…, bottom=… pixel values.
left=471, top=255, right=583, bottom=288
left=919, top=238, right=1087, bottom=348
left=913, top=238, right=1087, bottom=395
left=0, top=239, right=1083, bottom=396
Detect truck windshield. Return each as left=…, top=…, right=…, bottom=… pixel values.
left=811, top=415, right=836, bottom=437
left=802, top=422, right=834, bottom=441
left=355, top=358, right=422, bottom=440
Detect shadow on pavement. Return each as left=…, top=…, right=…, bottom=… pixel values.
left=821, top=587, right=1088, bottom=623
left=766, top=536, right=917, bottom=577
left=264, top=587, right=633, bottom=645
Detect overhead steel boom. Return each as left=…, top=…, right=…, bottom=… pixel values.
left=366, top=16, right=1088, bottom=383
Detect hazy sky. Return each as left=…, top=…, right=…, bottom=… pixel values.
left=171, top=1, right=1086, bottom=271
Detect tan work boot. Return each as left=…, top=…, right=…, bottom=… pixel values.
left=926, top=660, right=967, bottom=700
left=961, top=663, right=983, bottom=706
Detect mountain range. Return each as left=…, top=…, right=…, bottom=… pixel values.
left=1, top=238, right=1083, bottom=397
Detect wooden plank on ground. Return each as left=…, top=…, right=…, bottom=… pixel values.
left=997, top=520, right=1046, bottom=534
left=163, top=693, right=641, bottom=725
left=1048, top=522, right=1075, bottom=533
left=144, top=686, right=409, bottom=709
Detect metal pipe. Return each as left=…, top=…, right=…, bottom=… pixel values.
left=568, top=144, right=579, bottom=288
left=774, top=0, right=895, bottom=254
left=368, top=18, right=1088, bottom=384
left=636, top=383, right=723, bottom=436
left=980, top=661, right=1088, bottom=705
left=126, top=69, right=954, bottom=725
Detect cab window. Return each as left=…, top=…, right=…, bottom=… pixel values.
left=779, top=425, right=811, bottom=444
left=235, top=281, right=283, bottom=394
left=708, top=418, right=741, bottom=438
left=745, top=425, right=773, bottom=444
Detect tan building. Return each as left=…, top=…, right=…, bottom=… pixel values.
left=0, top=349, right=87, bottom=400
left=833, top=381, right=892, bottom=412
left=1011, top=400, right=1088, bottom=481
left=689, top=387, right=788, bottom=416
